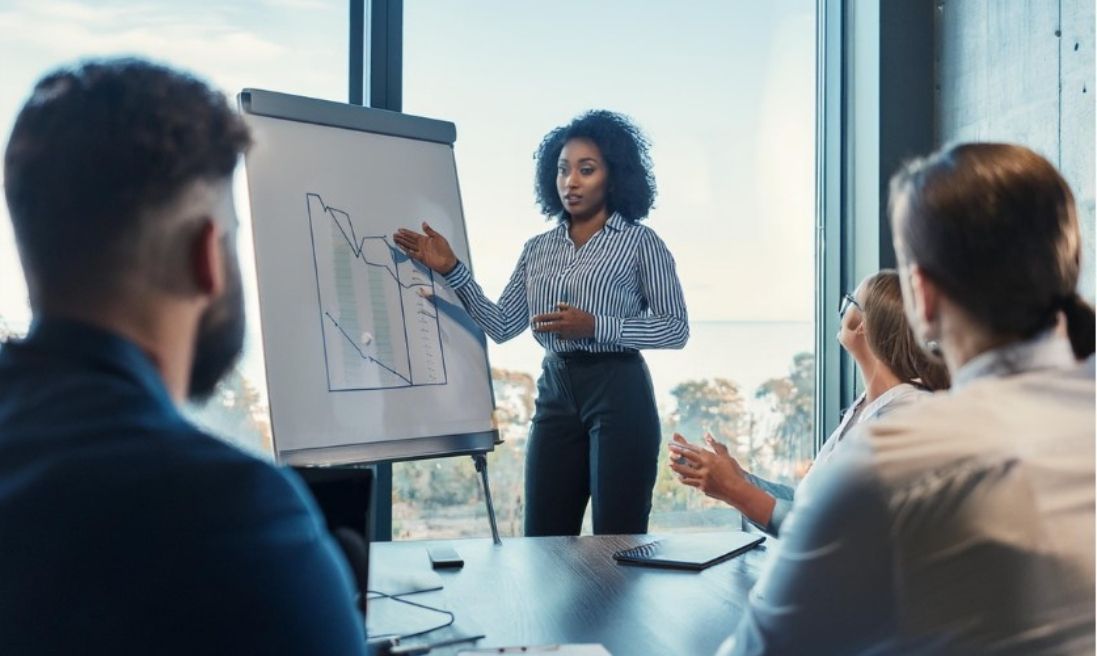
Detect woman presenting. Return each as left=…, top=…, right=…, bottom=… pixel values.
left=394, top=110, right=688, bottom=536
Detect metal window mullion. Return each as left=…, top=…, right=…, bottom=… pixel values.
left=815, top=0, right=849, bottom=454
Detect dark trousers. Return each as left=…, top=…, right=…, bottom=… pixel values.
left=524, top=351, right=661, bottom=536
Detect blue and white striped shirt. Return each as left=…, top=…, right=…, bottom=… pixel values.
left=443, top=212, right=689, bottom=353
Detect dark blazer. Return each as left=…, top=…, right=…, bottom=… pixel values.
left=0, top=319, right=366, bottom=654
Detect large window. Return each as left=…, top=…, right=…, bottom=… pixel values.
left=0, top=1, right=819, bottom=540
left=395, top=0, right=818, bottom=538
left=0, top=0, right=348, bottom=456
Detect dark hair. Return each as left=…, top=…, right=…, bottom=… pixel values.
left=4, top=57, right=251, bottom=307
left=889, top=143, right=1094, bottom=360
left=861, top=270, right=951, bottom=390
left=533, top=110, right=656, bottom=222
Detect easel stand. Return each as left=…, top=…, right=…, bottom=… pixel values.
left=286, top=436, right=503, bottom=543
left=472, top=453, right=502, bottom=545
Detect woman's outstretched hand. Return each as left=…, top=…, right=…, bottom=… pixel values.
left=394, top=222, right=458, bottom=274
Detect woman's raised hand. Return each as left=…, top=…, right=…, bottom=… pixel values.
left=394, top=222, right=458, bottom=274
left=668, top=432, right=749, bottom=506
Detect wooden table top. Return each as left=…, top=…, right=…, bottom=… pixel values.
left=368, top=533, right=768, bottom=655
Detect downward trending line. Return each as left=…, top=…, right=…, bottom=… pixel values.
left=309, top=193, right=432, bottom=291
left=323, top=312, right=412, bottom=385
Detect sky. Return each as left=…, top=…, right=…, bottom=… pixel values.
left=0, top=0, right=349, bottom=332
left=0, top=0, right=816, bottom=397
left=402, top=0, right=817, bottom=324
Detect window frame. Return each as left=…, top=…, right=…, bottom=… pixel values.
left=352, top=0, right=404, bottom=542
left=362, top=0, right=870, bottom=540
left=816, top=0, right=936, bottom=453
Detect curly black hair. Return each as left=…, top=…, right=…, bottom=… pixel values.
left=4, top=57, right=251, bottom=305
left=533, top=110, right=656, bottom=222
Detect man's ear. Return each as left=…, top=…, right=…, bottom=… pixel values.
left=191, top=219, right=225, bottom=299
left=909, top=264, right=939, bottom=328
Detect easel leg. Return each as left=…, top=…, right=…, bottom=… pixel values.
left=472, top=453, right=502, bottom=545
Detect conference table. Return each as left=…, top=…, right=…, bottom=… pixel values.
left=368, top=534, right=769, bottom=655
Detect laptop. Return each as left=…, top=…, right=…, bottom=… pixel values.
left=293, top=466, right=374, bottom=610
left=613, top=531, right=765, bottom=571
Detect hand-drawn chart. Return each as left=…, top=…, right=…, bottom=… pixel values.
left=307, top=193, right=447, bottom=391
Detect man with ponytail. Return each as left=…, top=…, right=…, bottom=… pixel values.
left=718, top=144, right=1094, bottom=655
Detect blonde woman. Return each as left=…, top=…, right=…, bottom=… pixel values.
left=669, top=270, right=948, bottom=536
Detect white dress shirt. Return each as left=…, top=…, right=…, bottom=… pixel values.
left=720, top=330, right=1095, bottom=655
left=744, top=383, right=930, bottom=536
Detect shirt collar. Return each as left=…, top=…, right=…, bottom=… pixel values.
left=835, top=391, right=867, bottom=433
left=604, top=211, right=628, bottom=232
left=17, top=317, right=179, bottom=414
left=952, top=328, right=1076, bottom=391
left=556, top=211, right=629, bottom=239
left=861, top=382, right=924, bottom=421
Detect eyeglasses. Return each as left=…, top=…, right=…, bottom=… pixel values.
left=838, top=293, right=862, bottom=318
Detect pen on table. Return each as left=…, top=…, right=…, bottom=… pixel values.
left=387, top=633, right=486, bottom=655
left=458, top=646, right=561, bottom=654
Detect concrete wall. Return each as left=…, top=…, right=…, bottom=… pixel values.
left=936, top=0, right=1096, bottom=301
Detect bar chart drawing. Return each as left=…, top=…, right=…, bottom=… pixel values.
left=307, top=192, right=447, bottom=391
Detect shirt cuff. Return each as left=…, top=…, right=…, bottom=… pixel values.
left=441, top=260, right=471, bottom=290
left=767, top=497, right=792, bottom=536
left=742, top=471, right=793, bottom=537
left=594, top=315, right=623, bottom=344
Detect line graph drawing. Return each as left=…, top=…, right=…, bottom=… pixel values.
left=307, top=192, right=447, bottom=391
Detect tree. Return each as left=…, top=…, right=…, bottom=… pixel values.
left=185, top=368, right=273, bottom=458
left=754, top=352, right=815, bottom=482
left=668, top=378, right=751, bottom=452
left=652, top=378, right=753, bottom=518
left=491, top=367, right=536, bottom=436
left=392, top=367, right=536, bottom=539
left=485, top=367, right=535, bottom=535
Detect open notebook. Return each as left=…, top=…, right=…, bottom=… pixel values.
left=612, top=531, right=765, bottom=571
